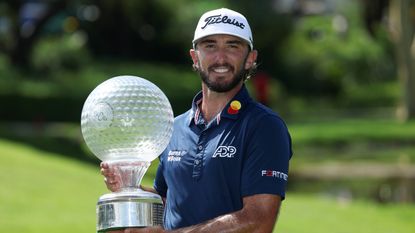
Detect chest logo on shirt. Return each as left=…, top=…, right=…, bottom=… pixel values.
left=167, top=150, right=187, bottom=162
left=212, top=146, right=237, bottom=158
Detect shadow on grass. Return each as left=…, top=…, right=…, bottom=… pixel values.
left=0, top=122, right=100, bottom=166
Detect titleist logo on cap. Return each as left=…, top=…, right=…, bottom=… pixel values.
left=201, top=14, right=245, bottom=30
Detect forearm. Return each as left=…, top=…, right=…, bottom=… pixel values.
left=140, top=185, right=157, bottom=194
left=168, top=210, right=259, bottom=233
left=121, top=194, right=280, bottom=233
left=168, top=194, right=280, bottom=233
left=121, top=211, right=263, bottom=233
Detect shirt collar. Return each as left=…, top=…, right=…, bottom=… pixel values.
left=187, top=85, right=252, bottom=126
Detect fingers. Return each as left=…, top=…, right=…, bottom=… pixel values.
left=106, top=230, right=125, bottom=233
left=124, top=227, right=164, bottom=233
left=100, top=162, right=122, bottom=192
left=104, top=175, right=121, bottom=192
left=100, top=161, right=108, bottom=169
left=104, top=226, right=164, bottom=233
left=100, top=162, right=111, bottom=175
left=100, top=162, right=117, bottom=177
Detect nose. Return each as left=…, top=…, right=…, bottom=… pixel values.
left=214, top=48, right=228, bottom=64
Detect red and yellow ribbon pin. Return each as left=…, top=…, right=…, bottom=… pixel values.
left=227, top=100, right=241, bottom=115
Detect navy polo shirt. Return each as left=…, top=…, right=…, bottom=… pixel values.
left=154, top=85, right=292, bottom=230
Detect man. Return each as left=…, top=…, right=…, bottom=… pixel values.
left=101, top=8, right=292, bottom=233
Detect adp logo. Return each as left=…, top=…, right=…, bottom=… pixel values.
left=212, top=146, right=237, bottom=158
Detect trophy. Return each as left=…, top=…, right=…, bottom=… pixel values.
left=80, top=75, right=174, bottom=232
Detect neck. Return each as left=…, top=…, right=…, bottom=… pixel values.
left=200, top=83, right=243, bottom=122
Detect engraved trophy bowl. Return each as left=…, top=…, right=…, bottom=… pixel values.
left=80, top=75, right=173, bottom=232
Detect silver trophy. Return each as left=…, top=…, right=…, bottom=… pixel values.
left=81, top=75, right=174, bottom=232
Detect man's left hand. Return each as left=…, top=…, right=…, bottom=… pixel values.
left=107, top=226, right=165, bottom=233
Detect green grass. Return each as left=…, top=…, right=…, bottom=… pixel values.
left=0, top=137, right=157, bottom=233
left=278, top=193, right=415, bottom=233
left=1, top=138, right=414, bottom=233
left=0, top=139, right=106, bottom=233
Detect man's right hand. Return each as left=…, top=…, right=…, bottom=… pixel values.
left=100, top=162, right=122, bottom=192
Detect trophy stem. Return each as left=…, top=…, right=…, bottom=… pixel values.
left=97, top=160, right=164, bottom=231
left=108, top=160, right=151, bottom=191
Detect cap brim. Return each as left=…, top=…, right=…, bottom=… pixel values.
left=193, top=32, right=253, bottom=50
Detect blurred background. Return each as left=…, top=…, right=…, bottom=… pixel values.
left=0, top=0, right=414, bottom=232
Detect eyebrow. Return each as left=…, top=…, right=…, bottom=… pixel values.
left=199, top=39, right=216, bottom=45
left=226, top=40, right=244, bottom=45
left=198, top=39, right=244, bottom=46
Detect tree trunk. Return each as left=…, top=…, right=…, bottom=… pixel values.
left=389, top=0, right=415, bottom=121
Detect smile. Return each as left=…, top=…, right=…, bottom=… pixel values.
left=213, top=66, right=231, bottom=73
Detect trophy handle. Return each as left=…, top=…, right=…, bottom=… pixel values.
left=107, top=160, right=151, bottom=192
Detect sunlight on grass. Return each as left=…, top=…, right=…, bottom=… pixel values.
left=277, top=193, right=415, bottom=233
left=0, top=139, right=106, bottom=233
left=1, top=138, right=414, bottom=233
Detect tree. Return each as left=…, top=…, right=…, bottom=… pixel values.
left=388, top=0, right=415, bottom=121
left=0, top=0, right=69, bottom=69
left=362, top=0, right=415, bottom=121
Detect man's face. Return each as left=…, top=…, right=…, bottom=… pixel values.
left=190, top=35, right=256, bottom=93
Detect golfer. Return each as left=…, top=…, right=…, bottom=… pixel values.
left=102, top=8, right=293, bottom=233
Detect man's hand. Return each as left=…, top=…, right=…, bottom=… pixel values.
left=105, top=230, right=124, bottom=233
left=104, top=194, right=279, bottom=233
left=100, top=162, right=122, bottom=192
left=106, top=226, right=164, bottom=233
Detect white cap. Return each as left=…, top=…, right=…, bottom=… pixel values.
left=193, top=8, right=253, bottom=50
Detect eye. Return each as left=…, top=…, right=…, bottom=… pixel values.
left=205, top=43, right=216, bottom=49
left=226, top=42, right=242, bottom=50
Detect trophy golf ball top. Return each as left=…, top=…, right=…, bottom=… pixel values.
left=81, top=75, right=174, bottom=162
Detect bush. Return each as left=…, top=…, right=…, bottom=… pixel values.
left=0, top=60, right=200, bottom=122
left=31, top=32, right=91, bottom=74
left=280, top=9, right=397, bottom=107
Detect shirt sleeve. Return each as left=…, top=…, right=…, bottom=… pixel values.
left=241, top=115, right=292, bottom=199
left=154, top=156, right=167, bottom=198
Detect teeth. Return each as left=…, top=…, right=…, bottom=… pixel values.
left=214, top=67, right=229, bottom=73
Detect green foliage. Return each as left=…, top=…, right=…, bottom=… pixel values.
left=0, top=54, right=19, bottom=94
left=75, top=60, right=201, bottom=115
left=291, top=119, right=415, bottom=145
left=340, top=80, right=400, bottom=107
left=281, top=7, right=396, bottom=105
left=31, top=32, right=91, bottom=74
left=289, top=119, right=415, bottom=176
left=0, top=0, right=403, bottom=120
left=0, top=60, right=200, bottom=121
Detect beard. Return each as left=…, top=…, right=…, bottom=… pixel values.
left=196, top=62, right=249, bottom=93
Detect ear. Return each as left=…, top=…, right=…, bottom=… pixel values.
left=244, top=50, right=258, bottom=70
left=190, top=49, right=199, bottom=68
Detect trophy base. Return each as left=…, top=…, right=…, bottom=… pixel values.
left=96, top=190, right=164, bottom=232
